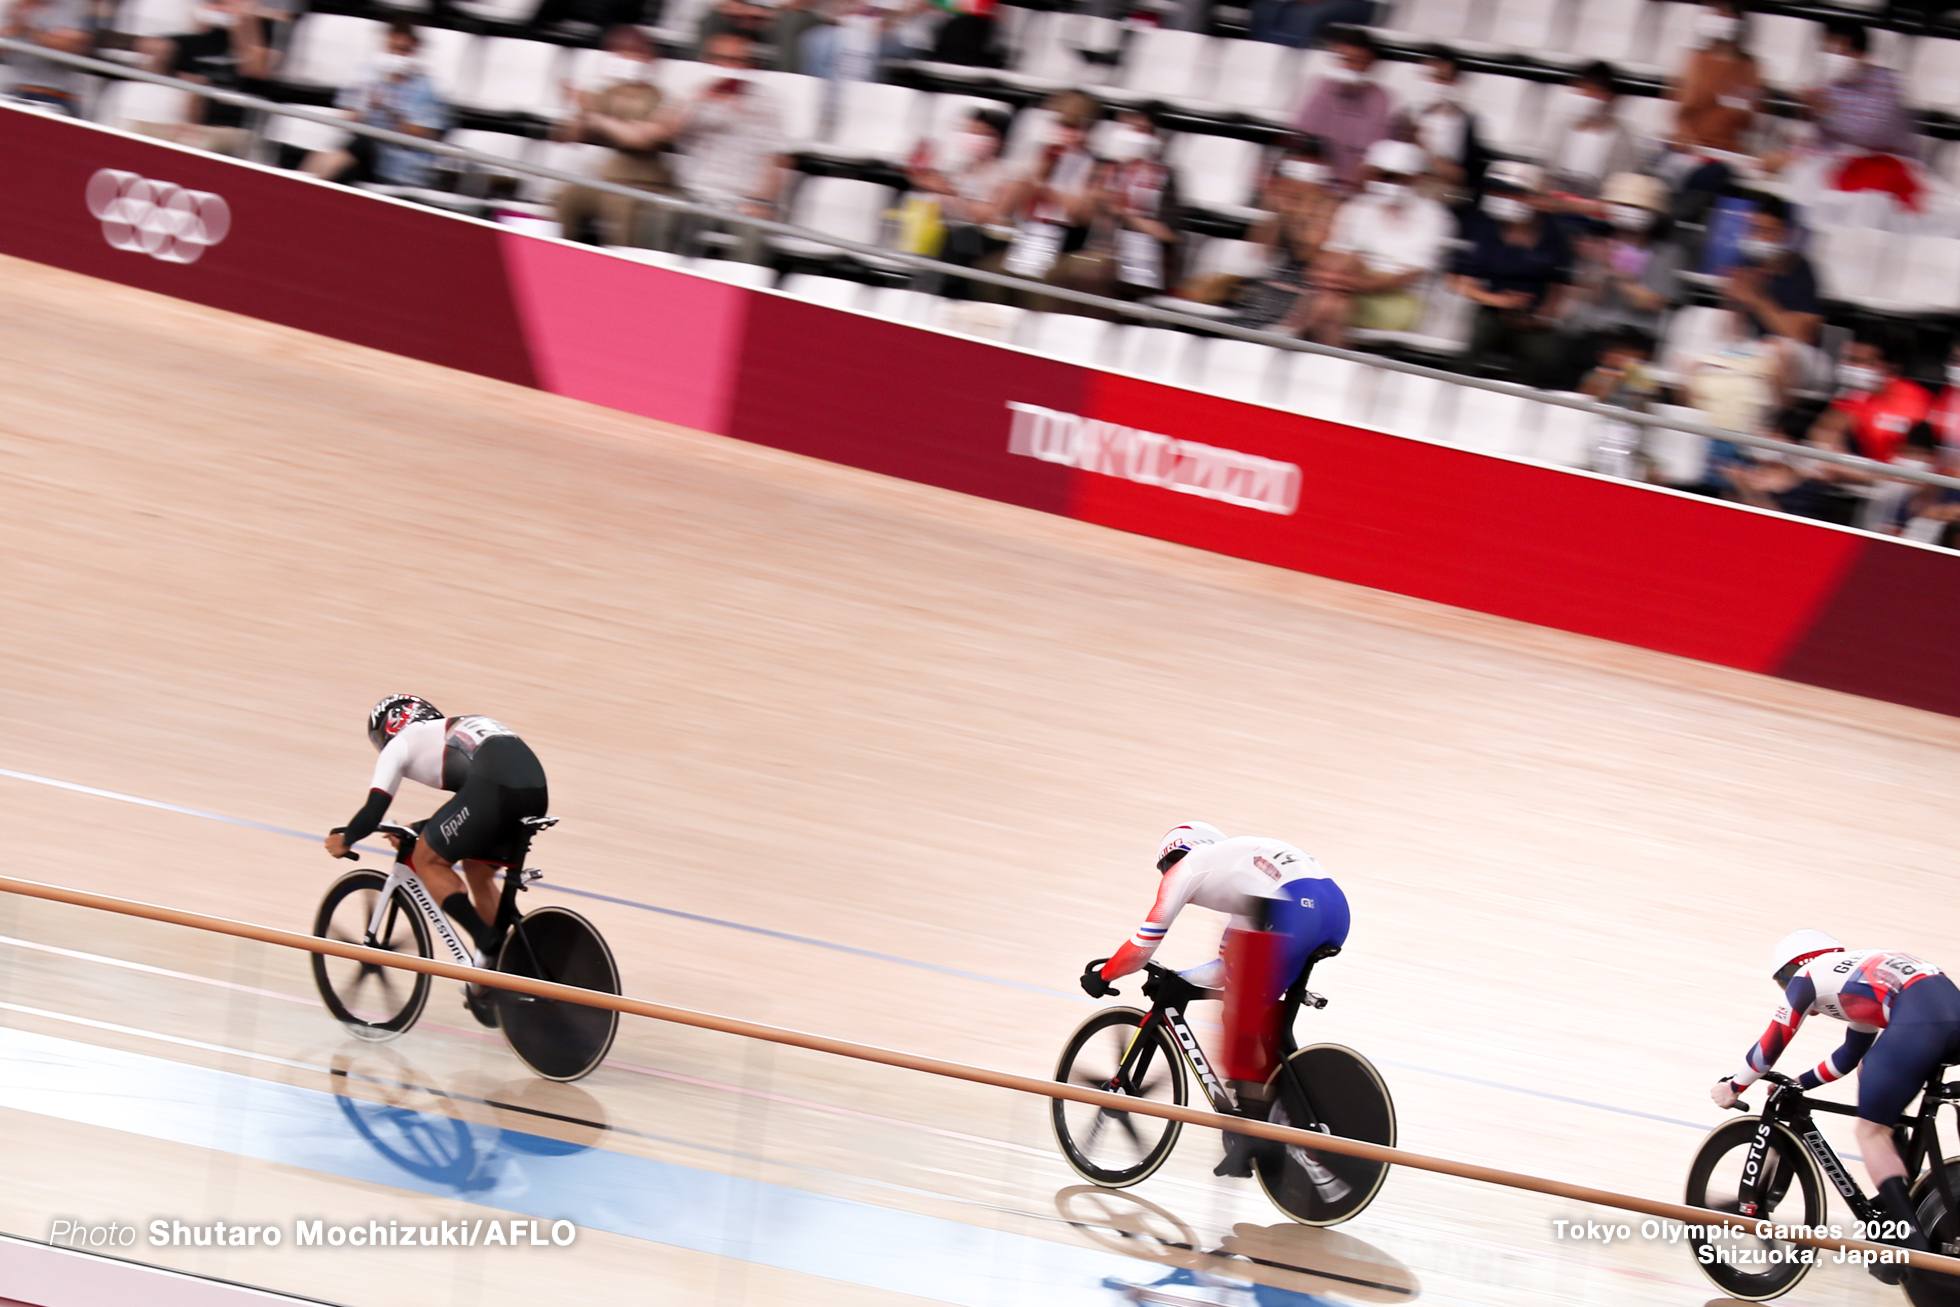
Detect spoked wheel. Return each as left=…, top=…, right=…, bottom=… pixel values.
left=1052, top=1007, right=1187, bottom=1187
left=1256, top=1044, right=1395, bottom=1226
left=1908, top=1161, right=1960, bottom=1306
left=494, top=906, right=620, bottom=1082
left=1683, top=1117, right=1825, bottom=1301
left=312, top=869, right=432, bottom=1038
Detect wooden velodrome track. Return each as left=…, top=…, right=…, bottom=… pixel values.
left=4, top=250, right=1960, bottom=1306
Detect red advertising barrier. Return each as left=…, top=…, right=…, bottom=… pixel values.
left=5, top=106, right=1956, bottom=717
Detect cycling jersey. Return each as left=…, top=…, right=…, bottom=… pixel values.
left=1735, top=949, right=1943, bottom=1090
left=370, top=716, right=516, bottom=796
left=1101, top=836, right=1331, bottom=982
left=342, top=716, right=546, bottom=860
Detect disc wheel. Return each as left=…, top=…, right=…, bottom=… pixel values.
left=1051, top=1007, right=1186, bottom=1187
left=1683, top=1116, right=1825, bottom=1301
left=1256, top=1044, right=1395, bottom=1226
left=494, top=906, right=620, bottom=1082
left=1908, top=1161, right=1960, bottom=1306
left=312, top=868, right=432, bottom=1038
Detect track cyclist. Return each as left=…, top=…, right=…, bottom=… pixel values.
left=1081, top=822, right=1350, bottom=1178
left=1711, top=929, right=1960, bottom=1281
left=323, top=695, right=550, bottom=1024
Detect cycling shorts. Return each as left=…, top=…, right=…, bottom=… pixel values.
left=1259, top=876, right=1351, bottom=1001
left=423, top=735, right=548, bottom=865
left=1858, top=974, right=1960, bottom=1125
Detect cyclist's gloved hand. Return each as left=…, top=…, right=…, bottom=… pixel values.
left=1710, top=1077, right=1744, bottom=1110
left=1141, top=967, right=1209, bottom=1009
left=1080, top=958, right=1117, bottom=999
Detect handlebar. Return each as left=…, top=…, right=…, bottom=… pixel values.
left=328, top=823, right=420, bottom=862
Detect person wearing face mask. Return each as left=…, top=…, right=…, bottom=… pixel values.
left=1552, top=172, right=1687, bottom=389
left=1806, top=19, right=1915, bottom=161
left=1288, top=138, right=1449, bottom=345
left=553, top=26, right=681, bottom=250
left=1718, top=195, right=1829, bottom=404
left=302, top=21, right=449, bottom=188
left=1051, top=109, right=1184, bottom=301
left=1450, top=161, right=1573, bottom=386
left=1388, top=46, right=1487, bottom=196
left=991, top=95, right=1103, bottom=298
left=1541, top=62, right=1637, bottom=204
left=1, top=0, right=95, bottom=114
left=1290, top=28, right=1396, bottom=187
left=1225, top=145, right=1342, bottom=327
left=662, top=31, right=790, bottom=264
left=1667, top=0, right=1761, bottom=159
left=905, top=108, right=1013, bottom=290
left=135, top=0, right=270, bottom=155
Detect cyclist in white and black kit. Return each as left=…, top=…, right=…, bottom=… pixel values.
left=324, top=695, right=548, bottom=964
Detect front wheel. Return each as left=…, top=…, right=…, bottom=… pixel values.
left=1256, top=1043, right=1395, bottom=1225
left=312, top=868, right=432, bottom=1038
left=494, top=906, right=620, bottom=1082
left=1683, top=1116, right=1825, bottom=1301
left=1052, top=1007, right=1187, bottom=1187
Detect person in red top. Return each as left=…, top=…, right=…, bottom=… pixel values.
left=1925, top=340, right=1960, bottom=455
left=1814, top=334, right=1931, bottom=464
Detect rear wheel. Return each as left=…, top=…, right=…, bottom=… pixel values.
left=1908, top=1162, right=1960, bottom=1306
left=1683, top=1116, right=1824, bottom=1301
left=1256, top=1044, right=1395, bottom=1225
left=494, top=906, right=620, bottom=1082
left=312, top=869, right=431, bottom=1038
left=1052, top=1007, right=1187, bottom=1187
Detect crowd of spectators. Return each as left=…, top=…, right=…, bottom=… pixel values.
left=9, top=0, right=1960, bottom=535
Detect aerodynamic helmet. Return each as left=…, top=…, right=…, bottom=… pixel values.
left=1770, top=929, right=1845, bottom=989
left=1156, top=822, right=1226, bottom=873
left=367, top=694, right=443, bottom=751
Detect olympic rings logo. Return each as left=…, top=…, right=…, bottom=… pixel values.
left=85, top=169, right=231, bottom=264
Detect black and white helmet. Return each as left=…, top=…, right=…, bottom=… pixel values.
left=367, top=694, right=443, bottom=751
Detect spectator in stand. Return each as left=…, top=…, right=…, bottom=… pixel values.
left=1049, top=108, right=1183, bottom=301
left=1731, top=330, right=1930, bottom=522
left=1667, top=0, right=1761, bottom=161
left=302, top=21, right=448, bottom=188
left=1230, top=142, right=1341, bottom=328
left=1289, top=139, right=1450, bottom=345
left=137, top=0, right=271, bottom=155
left=1926, top=340, right=1960, bottom=456
left=926, top=0, right=998, bottom=67
left=1809, top=19, right=1915, bottom=160
left=1542, top=62, right=1638, bottom=206
left=906, top=106, right=1011, bottom=274
left=1553, top=172, right=1686, bottom=388
left=802, top=0, right=912, bottom=83
left=1390, top=46, right=1487, bottom=199
left=1290, top=27, right=1395, bottom=187
left=1249, top=0, right=1375, bottom=52
left=1451, top=161, right=1573, bottom=386
left=2, top=0, right=95, bottom=115
left=1719, top=194, right=1827, bottom=403
left=664, top=31, right=788, bottom=263
left=993, top=92, right=1101, bottom=291
left=694, top=0, right=776, bottom=59
left=552, top=25, right=677, bottom=248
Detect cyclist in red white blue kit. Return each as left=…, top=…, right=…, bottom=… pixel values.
left=323, top=695, right=548, bottom=974
left=1712, top=929, right=1960, bottom=1277
left=1081, top=822, right=1350, bottom=1177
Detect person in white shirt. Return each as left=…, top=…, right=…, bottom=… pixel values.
left=1288, top=138, right=1450, bottom=345
left=1542, top=61, right=1638, bottom=202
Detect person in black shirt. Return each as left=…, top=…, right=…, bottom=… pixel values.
left=1450, top=160, right=1573, bottom=387
left=142, top=0, right=272, bottom=147
left=1720, top=193, right=1828, bottom=405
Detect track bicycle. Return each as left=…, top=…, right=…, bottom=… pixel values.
left=1051, top=949, right=1395, bottom=1225
left=312, top=817, right=621, bottom=1082
left=1685, top=1067, right=1960, bottom=1303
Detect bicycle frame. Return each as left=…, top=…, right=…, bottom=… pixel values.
left=1739, top=1069, right=1960, bottom=1238
left=357, top=820, right=551, bottom=968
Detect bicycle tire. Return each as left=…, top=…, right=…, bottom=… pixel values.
left=1683, top=1116, right=1825, bottom=1301
left=1256, top=1043, right=1395, bottom=1226
left=311, top=868, right=432, bottom=1038
left=1052, top=1007, right=1186, bottom=1187
left=494, top=906, right=620, bottom=1082
left=1909, top=1161, right=1960, bottom=1306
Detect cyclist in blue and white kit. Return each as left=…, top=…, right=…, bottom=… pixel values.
left=1082, top=822, right=1350, bottom=1177
left=1712, top=929, right=1960, bottom=1277
left=324, top=695, right=548, bottom=971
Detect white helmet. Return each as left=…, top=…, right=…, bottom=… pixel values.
left=1156, top=822, right=1226, bottom=872
left=1770, top=929, right=1844, bottom=988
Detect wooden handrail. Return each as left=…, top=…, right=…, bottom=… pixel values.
left=3, top=872, right=1955, bottom=1277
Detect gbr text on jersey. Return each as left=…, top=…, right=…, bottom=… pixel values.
left=1006, top=402, right=1302, bottom=515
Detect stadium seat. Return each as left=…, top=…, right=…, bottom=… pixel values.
left=1196, top=338, right=1286, bottom=405
left=416, top=27, right=476, bottom=100
left=95, top=78, right=191, bottom=128
left=656, top=57, right=727, bottom=105
left=1200, top=38, right=1300, bottom=118
left=1110, top=325, right=1197, bottom=383
left=1911, top=37, right=1960, bottom=114
left=1282, top=350, right=1366, bottom=424
left=688, top=258, right=779, bottom=288
left=451, top=0, right=536, bottom=22
left=283, top=14, right=383, bottom=88
left=1488, top=0, right=1564, bottom=56
left=1647, top=403, right=1710, bottom=486
left=1452, top=385, right=1535, bottom=457
left=118, top=0, right=195, bottom=37
left=1165, top=132, right=1264, bottom=213
left=1532, top=393, right=1597, bottom=468
left=779, top=272, right=869, bottom=309
left=1813, top=223, right=1892, bottom=304
left=261, top=110, right=350, bottom=154
left=921, top=93, right=1014, bottom=144
left=773, top=176, right=895, bottom=258
left=819, top=81, right=924, bottom=161
left=751, top=70, right=826, bottom=151
left=447, top=128, right=532, bottom=194
left=1003, top=106, right=1058, bottom=165
left=1461, top=71, right=1540, bottom=155
left=1567, top=0, right=1640, bottom=64
left=1861, top=233, right=1960, bottom=313
left=936, top=299, right=1027, bottom=342
left=1645, top=1, right=1706, bottom=75
left=604, top=246, right=689, bottom=268
left=1380, top=0, right=1477, bottom=42
left=865, top=285, right=938, bottom=324
left=457, top=36, right=562, bottom=116
left=529, top=140, right=608, bottom=200
left=1752, top=13, right=1819, bottom=90
left=650, top=0, right=718, bottom=45
left=1116, top=28, right=1214, bottom=102
left=1018, top=312, right=1114, bottom=367
left=1368, top=368, right=1449, bottom=441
